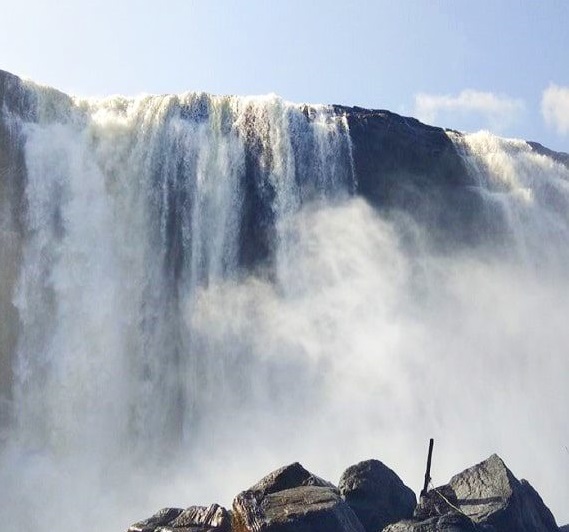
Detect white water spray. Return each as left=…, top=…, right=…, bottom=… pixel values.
left=0, top=84, right=568, bottom=531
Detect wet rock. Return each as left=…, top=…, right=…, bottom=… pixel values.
left=338, top=105, right=484, bottom=250
left=338, top=459, right=416, bottom=532
left=233, top=463, right=364, bottom=532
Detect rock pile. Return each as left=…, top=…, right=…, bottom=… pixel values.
left=127, top=455, right=560, bottom=532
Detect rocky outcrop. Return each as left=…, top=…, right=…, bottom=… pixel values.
left=385, top=454, right=558, bottom=532
left=232, top=463, right=363, bottom=532
left=127, top=504, right=231, bottom=532
left=338, top=459, right=416, bottom=532
left=126, top=454, right=561, bottom=532
left=339, top=106, right=490, bottom=250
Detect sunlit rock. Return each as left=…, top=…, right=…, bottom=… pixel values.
left=245, top=462, right=337, bottom=499
left=447, top=454, right=557, bottom=531
left=232, top=462, right=363, bottom=532
left=385, top=454, right=558, bottom=532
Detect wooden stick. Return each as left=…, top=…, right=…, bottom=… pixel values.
left=421, top=438, right=434, bottom=496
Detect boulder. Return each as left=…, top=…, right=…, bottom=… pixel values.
left=245, top=461, right=337, bottom=500
left=232, top=462, right=364, bottom=532
left=127, top=504, right=230, bottom=532
left=385, top=454, right=558, bottom=532
left=447, top=454, right=557, bottom=531
left=338, top=459, right=416, bottom=532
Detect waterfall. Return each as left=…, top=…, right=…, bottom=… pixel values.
left=0, top=81, right=568, bottom=531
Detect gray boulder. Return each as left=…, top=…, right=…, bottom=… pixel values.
left=447, top=454, right=557, bottom=531
left=232, top=462, right=364, bottom=532
left=338, top=459, right=416, bottom=532
left=385, top=454, right=557, bottom=532
left=127, top=504, right=230, bottom=532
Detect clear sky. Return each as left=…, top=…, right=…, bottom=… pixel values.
left=2, top=0, right=569, bottom=151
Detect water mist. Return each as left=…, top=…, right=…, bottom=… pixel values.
left=0, top=79, right=568, bottom=531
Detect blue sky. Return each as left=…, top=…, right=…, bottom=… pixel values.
left=2, top=0, right=568, bottom=151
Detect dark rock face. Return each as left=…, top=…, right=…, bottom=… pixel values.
left=232, top=463, right=364, bottom=532
left=127, top=504, right=230, bottom=532
left=386, top=454, right=558, bottom=532
left=339, top=107, right=472, bottom=201
left=338, top=459, right=416, bottom=532
left=528, top=141, right=569, bottom=168
left=339, top=106, right=492, bottom=250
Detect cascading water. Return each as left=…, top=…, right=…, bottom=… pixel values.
left=0, top=78, right=568, bottom=531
